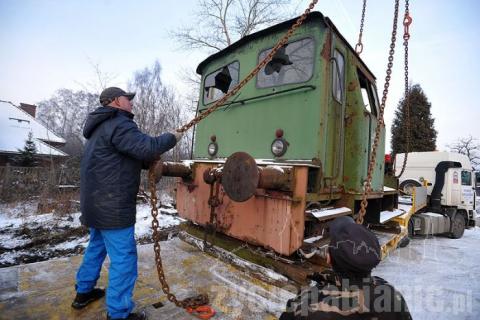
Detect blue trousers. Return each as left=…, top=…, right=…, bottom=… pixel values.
left=76, top=226, right=137, bottom=319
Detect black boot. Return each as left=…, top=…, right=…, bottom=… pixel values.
left=71, top=288, right=105, bottom=309
left=107, top=311, right=147, bottom=320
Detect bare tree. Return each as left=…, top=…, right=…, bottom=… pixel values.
left=448, top=135, right=480, bottom=170
left=128, top=61, right=193, bottom=160
left=172, top=0, right=289, bottom=53
left=37, top=89, right=98, bottom=158
left=75, top=57, right=118, bottom=94
left=178, top=66, right=202, bottom=113
left=171, top=0, right=289, bottom=118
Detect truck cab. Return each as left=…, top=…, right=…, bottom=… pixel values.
left=395, top=151, right=477, bottom=238
left=476, top=172, right=480, bottom=214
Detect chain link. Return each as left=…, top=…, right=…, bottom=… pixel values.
left=146, top=0, right=320, bottom=313
left=396, top=0, right=412, bottom=178
left=203, top=182, right=220, bottom=248
left=355, top=0, right=367, bottom=54
left=357, top=0, right=400, bottom=225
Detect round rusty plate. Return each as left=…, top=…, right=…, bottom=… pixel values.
left=221, top=152, right=259, bottom=202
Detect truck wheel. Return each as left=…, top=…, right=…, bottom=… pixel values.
left=408, top=218, right=415, bottom=238
left=398, top=236, right=410, bottom=248
left=398, top=218, right=415, bottom=248
left=399, top=179, right=421, bottom=195
left=450, top=213, right=466, bottom=239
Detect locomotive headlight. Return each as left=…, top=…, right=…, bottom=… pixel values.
left=208, top=142, right=218, bottom=156
left=271, top=138, right=287, bottom=157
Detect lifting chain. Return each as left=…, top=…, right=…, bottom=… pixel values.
left=203, top=182, right=221, bottom=249
left=356, top=0, right=400, bottom=225
left=146, top=0, right=320, bottom=316
left=396, top=0, right=412, bottom=178
left=148, top=168, right=210, bottom=310
left=355, top=0, right=367, bottom=54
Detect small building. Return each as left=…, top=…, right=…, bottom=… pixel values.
left=0, top=100, right=68, bottom=166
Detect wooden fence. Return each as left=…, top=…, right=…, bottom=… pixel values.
left=0, top=165, right=177, bottom=202
left=0, top=165, right=80, bottom=201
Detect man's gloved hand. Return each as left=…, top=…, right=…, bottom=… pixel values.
left=171, top=131, right=183, bottom=143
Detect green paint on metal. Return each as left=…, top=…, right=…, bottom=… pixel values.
left=193, top=13, right=386, bottom=196
left=195, top=23, right=326, bottom=161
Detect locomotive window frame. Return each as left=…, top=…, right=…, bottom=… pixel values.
left=357, top=68, right=379, bottom=117
left=256, top=37, right=315, bottom=89
left=332, top=49, right=345, bottom=103
left=202, top=60, right=240, bottom=106
left=371, top=83, right=380, bottom=111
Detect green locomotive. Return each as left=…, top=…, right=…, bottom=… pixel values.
left=160, top=12, right=410, bottom=274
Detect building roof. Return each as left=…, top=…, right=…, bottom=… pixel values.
left=0, top=100, right=67, bottom=157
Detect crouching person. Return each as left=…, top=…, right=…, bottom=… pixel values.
left=71, top=87, right=182, bottom=320
left=280, top=216, right=412, bottom=320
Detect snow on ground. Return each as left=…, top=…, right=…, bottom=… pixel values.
left=2, top=198, right=479, bottom=318
left=135, top=203, right=184, bottom=240
left=374, top=227, right=480, bottom=320
left=0, top=199, right=183, bottom=267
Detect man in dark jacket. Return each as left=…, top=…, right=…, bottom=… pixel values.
left=280, top=216, right=412, bottom=320
left=71, top=87, right=181, bottom=320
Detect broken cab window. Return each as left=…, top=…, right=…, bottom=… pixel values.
left=257, top=38, right=314, bottom=88
left=203, top=61, right=239, bottom=105
left=357, top=69, right=378, bottom=116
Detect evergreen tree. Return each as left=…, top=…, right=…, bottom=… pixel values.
left=14, top=132, right=39, bottom=167
left=391, top=84, right=437, bottom=155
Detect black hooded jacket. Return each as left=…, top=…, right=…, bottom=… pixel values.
left=279, top=271, right=412, bottom=320
left=80, top=106, right=176, bottom=229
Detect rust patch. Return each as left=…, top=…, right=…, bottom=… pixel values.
left=347, top=81, right=357, bottom=92
left=320, top=30, right=332, bottom=60
left=177, top=164, right=308, bottom=256
left=345, top=114, right=354, bottom=128
left=218, top=201, right=234, bottom=231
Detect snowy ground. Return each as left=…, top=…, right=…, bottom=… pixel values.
left=0, top=196, right=183, bottom=268
left=2, top=200, right=480, bottom=318
left=374, top=227, right=480, bottom=320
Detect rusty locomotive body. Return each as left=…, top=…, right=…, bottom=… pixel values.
left=159, top=12, right=404, bottom=262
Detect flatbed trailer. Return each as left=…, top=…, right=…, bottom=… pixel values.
left=178, top=187, right=428, bottom=285
left=0, top=190, right=426, bottom=320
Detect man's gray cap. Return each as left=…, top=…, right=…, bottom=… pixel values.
left=328, top=216, right=381, bottom=277
left=99, top=87, right=136, bottom=105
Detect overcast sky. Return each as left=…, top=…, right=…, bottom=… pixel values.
left=0, top=0, right=479, bottom=151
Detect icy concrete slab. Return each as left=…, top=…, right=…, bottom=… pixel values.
left=0, top=238, right=294, bottom=319
left=374, top=227, right=480, bottom=320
